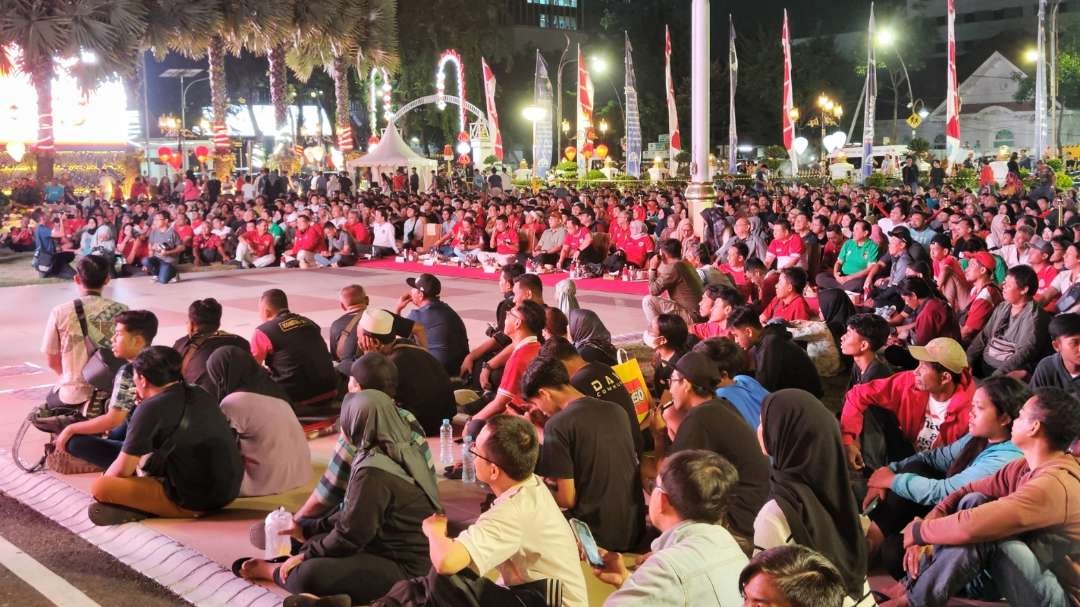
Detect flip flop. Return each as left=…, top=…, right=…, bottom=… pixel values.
left=87, top=502, right=150, bottom=526
left=232, top=555, right=287, bottom=578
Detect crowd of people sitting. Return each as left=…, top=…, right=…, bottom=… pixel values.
left=22, top=164, right=1080, bottom=607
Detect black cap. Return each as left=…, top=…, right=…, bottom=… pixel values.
left=406, top=273, right=441, bottom=297
left=671, top=351, right=721, bottom=392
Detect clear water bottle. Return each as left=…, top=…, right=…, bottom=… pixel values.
left=264, top=507, right=293, bottom=560
left=462, top=435, right=476, bottom=484
left=439, top=418, right=454, bottom=467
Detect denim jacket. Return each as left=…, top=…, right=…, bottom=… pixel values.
left=888, top=434, right=1023, bottom=506
left=604, top=521, right=747, bottom=606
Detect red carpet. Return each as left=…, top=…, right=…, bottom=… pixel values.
left=355, top=258, right=652, bottom=295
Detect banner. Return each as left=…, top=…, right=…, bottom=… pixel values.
left=862, top=3, right=877, bottom=181
left=481, top=58, right=503, bottom=162
left=728, top=15, right=738, bottom=174
left=576, top=45, right=594, bottom=177
left=781, top=10, right=797, bottom=173
left=533, top=51, right=553, bottom=178
left=945, top=0, right=961, bottom=164
left=1034, top=0, right=1048, bottom=161
left=624, top=32, right=642, bottom=178
left=665, top=25, right=682, bottom=167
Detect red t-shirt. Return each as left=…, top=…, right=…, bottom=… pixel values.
left=493, top=229, right=520, bottom=254
left=193, top=233, right=222, bottom=251
left=1036, top=264, right=1059, bottom=292
left=563, top=227, right=586, bottom=251
left=174, top=224, right=194, bottom=243
left=762, top=294, right=813, bottom=322
left=291, top=226, right=324, bottom=254
left=691, top=321, right=732, bottom=340
left=609, top=224, right=631, bottom=249
left=63, top=218, right=85, bottom=238
left=498, top=338, right=542, bottom=409
left=632, top=205, right=647, bottom=222
left=244, top=231, right=274, bottom=257
left=767, top=234, right=804, bottom=267
left=346, top=221, right=369, bottom=245
left=621, top=235, right=655, bottom=267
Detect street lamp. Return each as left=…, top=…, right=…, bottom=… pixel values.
left=160, top=68, right=207, bottom=171
left=522, top=105, right=547, bottom=123
left=1024, top=48, right=1041, bottom=63
left=590, top=56, right=608, bottom=74
left=874, top=27, right=917, bottom=143
left=598, top=118, right=609, bottom=140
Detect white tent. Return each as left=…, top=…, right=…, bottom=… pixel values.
left=347, top=123, right=438, bottom=191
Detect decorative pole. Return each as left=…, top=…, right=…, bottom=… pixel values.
left=686, top=0, right=716, bottom=237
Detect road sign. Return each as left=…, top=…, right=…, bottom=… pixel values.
left=906, top=114, right=923, bottom=129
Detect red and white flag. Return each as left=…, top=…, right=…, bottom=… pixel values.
left=781, top=9, right=795, bottom=170
left=665, top=25, right=681, bottom=156
left=945, top=0, right=961, bottom=162
left=482, top=58, right=503, bottom=161
left=576, top=45, right=594, bottom=175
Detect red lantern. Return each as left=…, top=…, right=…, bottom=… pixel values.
left=595, top=144, right=609, bottom=160
left=456, top=153, right=470, bottom=165
left=157, top=146, right=173, bottom=162
left=442, top=144, right=453, bottom=160
left=456, top=131, right=470, bottom=143
left=169, top=155, right=182, bottom=170
left=194, top=145, right=209, bottom=163
left=564, top=146, right=576, bottom=161
left=582, top=143, right=594, bottom=159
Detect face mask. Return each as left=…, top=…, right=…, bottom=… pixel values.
left=643, top=330, right=659, bottom=349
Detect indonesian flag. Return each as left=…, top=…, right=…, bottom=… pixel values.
left=576, top=45, right=594, bottom=175
left=337, top=124, right=354, bottom=152
left=665, top=25, right=681, bottom=153
left=482, top=58, right=503, bottom=161
left=781, top=10, right=794, bottom=153
left=945, top=0, right=961, bottom=162
left=213, top=120, right=230, bottom=154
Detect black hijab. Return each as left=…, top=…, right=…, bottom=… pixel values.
left=205, top=346, right=291, bottom=404
left=761, top=389, right=868, bottom=598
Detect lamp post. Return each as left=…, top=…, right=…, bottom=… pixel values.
left=588, top=56, right=625, bottom=126
left=806, top=94, right=844, bottom=159
left=522, top=105, right=548, bottom=173
left=159, top=68, right=208, bottom=171
left=598, top=118, right=609, bottom=142
left=875, top=29, right=919, bottom=143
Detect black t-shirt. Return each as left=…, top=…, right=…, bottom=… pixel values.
left=329, top=310, right=415, bottom=367
left=670, top=398, right=770, bottom=539
left=536, top=397, right=644, bottom=552
left=753, top=327, right=823, bottom=397
left=388, top=341, right=456, bottom=436
left=571, top=362, right=643, bottom=456
left=173, top=332, right=251, bottom=396
left=122, top=383, right=243, bottom=511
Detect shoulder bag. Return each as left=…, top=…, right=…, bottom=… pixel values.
left=74, top=299, right=123, bottom=392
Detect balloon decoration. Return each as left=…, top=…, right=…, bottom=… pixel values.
left=169, top=155, right=182, bottom=170
left=157, top=146, right=173, bottom=162
left=457, top=131, right=470, bottom=143
left=792, top=137, right=809, bottom=156
left=595, top=144, right=609, bottom=160
left=564, top=146, right=576, bottom=161
left=194, top=145, right=210, bottom=164
left=581, top=143, right=594, bottom=159
left=456, top=153, right=470, bottom=165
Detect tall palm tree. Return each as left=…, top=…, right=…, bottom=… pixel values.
left=0, top=0, right=147, bottom=180
left=288, top=0, right=399, bottom=152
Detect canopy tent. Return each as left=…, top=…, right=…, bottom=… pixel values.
left=347, top=123, right=438, bottom=191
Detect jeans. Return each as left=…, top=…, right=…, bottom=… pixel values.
left=143, top=256, right=177, bottom=283
left=315, top=253, right=356, bottom=267
left=66, top=420, right=127, bottom=470
left=906, top=492, right=1069, bottom=607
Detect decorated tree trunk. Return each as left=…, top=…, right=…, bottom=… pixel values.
left=332, top=54, right=353, bottom=152
left=268, top=45, right=288, bottom=131
left=33, top=64, right=56, bottom=181
left=208, top=36, right=230, bottom=154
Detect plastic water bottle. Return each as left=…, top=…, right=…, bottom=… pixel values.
left=264, top=507, right=293, bottom=560
left=439, top=419, right=454, bottom=467
left=462, top=435, right=476, bottom=484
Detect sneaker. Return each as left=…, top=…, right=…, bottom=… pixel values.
left=282, top=594, right=351, bottom=607
left=169, top=274, right=181, bottom=284
left=88, top=502, right=149, bottom=526
left=151, top=276, right=159, bottom=283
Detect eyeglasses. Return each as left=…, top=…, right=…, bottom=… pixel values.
left=643, top=474, right=667, bottom=495
left=469, top=447, right=496, bottom=467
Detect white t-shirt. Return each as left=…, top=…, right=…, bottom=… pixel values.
left=241, top=183, right=256, bottom=201
left=457, top=475, right=587, bottom=607
left=1051, top=268, right=1079, bottom=296
left=916, top=396, right=950, bottom=451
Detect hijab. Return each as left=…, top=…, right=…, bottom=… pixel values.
left=761, top=389, right=867, bottom=598
left=568, top=308, right=617, bottom=363
left=205, top=346, right=291, bottom=404
left=340, top=388, right=441, bottom=511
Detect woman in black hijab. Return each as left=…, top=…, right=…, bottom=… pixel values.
left=755, top=388, right=870, bottom=603
left=569, top=308, right=618, bottom=365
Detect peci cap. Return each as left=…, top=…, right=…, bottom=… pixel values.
left=671, top=351, right=722, bottom=392
left=909, top=337, right=968, bottom=375
left=359, top=308, right=394, bottom=336
left=406, top=273, right=441, bottom=297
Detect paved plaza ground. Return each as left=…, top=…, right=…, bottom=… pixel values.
left=0, top=263, right=650, bottom=606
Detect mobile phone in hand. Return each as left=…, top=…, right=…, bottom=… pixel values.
left=570, top=518, right=603, bottom=567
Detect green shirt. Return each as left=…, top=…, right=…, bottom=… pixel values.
left=838, top=238, right=879, bottom=276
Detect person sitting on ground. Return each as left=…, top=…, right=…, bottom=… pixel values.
left=739, top=545, right=848, bottom=607
left=281, top=214, right=323, bottom=269
left=30, top=210, right=75, bottom=279
left=891, top=276, right=960, bottom=350
left=650, top=351, right=770, bottom=547
left=521, top=357, right=645, bottom=552
left=818, top=219, right=880, bottom=292
left=410, top=414, right=587, bottom=607
left=539, top=336, right=643, bottom=457
left=885, top=388, right=1080, bottom=607
left=754, top=389, right=871, bottom=604
left=863, top=227, right=915, bottom=311
left=206, top=346, right=311, bottom=498
left=58, top=310, right=157, bottom=470
left=395, top=273, right=469, bottom=377
left=728, top=306, right=824, bottom=398
left=958, top=250, right=1002, bottom=345
left=841, top=337, right=976, bottom=474
left=864, top=376, right=1028, bottom=579
left=41, top=255, right=128, bottom=413
left=458, top=264, right=531, bottom=390
left=250, top=289, right=337, bottom=410
left=357, top=309, right=455, bottom=437
left=691, top=284, right=744, bottom=340
left=532, top=213, right=566, bottom=268
left=597, top=450, right=749, bottom=606
left=544, top=306, right=569, bottom=341
left=172, top=298, right=250, bottom=394
left=642, top=238, right=704, bottom=327
left=234, top=219, right=277, bottom=268
left=192, top=223, right=226, bottom=267
left=329, top=284, right=423, bottom=376
left=466, top=300, right=545, bottom=439
left=567, top=308, right=617, bottom=366
left=692, top=337, right=769, bottom=430
left=143, top=211, right=184, bottom=284
left=88, top=346, right=244, bottom=525
left=760, top=267, right=814, bottom=324
left=315, top=222, right=357, bottom=268
left=1030, top=313, right=1080, bottom=391
left=645, top=313, right=691, bottom=404
left=966, top=264, right=1052, bottom=380
left=841, top=313, right=895, bottom=389
left=238, top=354, right=440, bottom=605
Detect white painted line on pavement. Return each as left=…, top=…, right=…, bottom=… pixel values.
left=0, top=382, right=53, bottom=395
left=0, top=532, right=101, bottom=607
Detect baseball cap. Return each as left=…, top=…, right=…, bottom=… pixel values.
left=406, top=273, right=441, bottom=297
left=1034, top=241, right=1054, bottom=257
left=909, top=337, right=968, bottom=374
left=359, top=308, right=394, bottom=337
left=670, top=351, right=722, bottom=392
left=969, top=251, right=996, bottom=272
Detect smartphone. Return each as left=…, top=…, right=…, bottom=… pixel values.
left=863, top=496, right=881, bottom=515
left=570, top=518, right=603, bottom=567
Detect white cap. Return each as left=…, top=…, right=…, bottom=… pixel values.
left=360, top=309, right=394, bottom=336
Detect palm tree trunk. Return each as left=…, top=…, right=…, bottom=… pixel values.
left=33, top=64, right=56, bottom=182
left=208, top=36, right=228, bottom=153
left=332, top=54, right=353, bottom=151
left=268, top=45, right=287, bottom=132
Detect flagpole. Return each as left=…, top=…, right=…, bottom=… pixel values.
left=862, top=3, right=877, bottom=182
left=1034, top=0, right=1048, bottom=161
left=727, top=14, right=738, bottom=174
left=686, top=0, right=716, bottom=236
